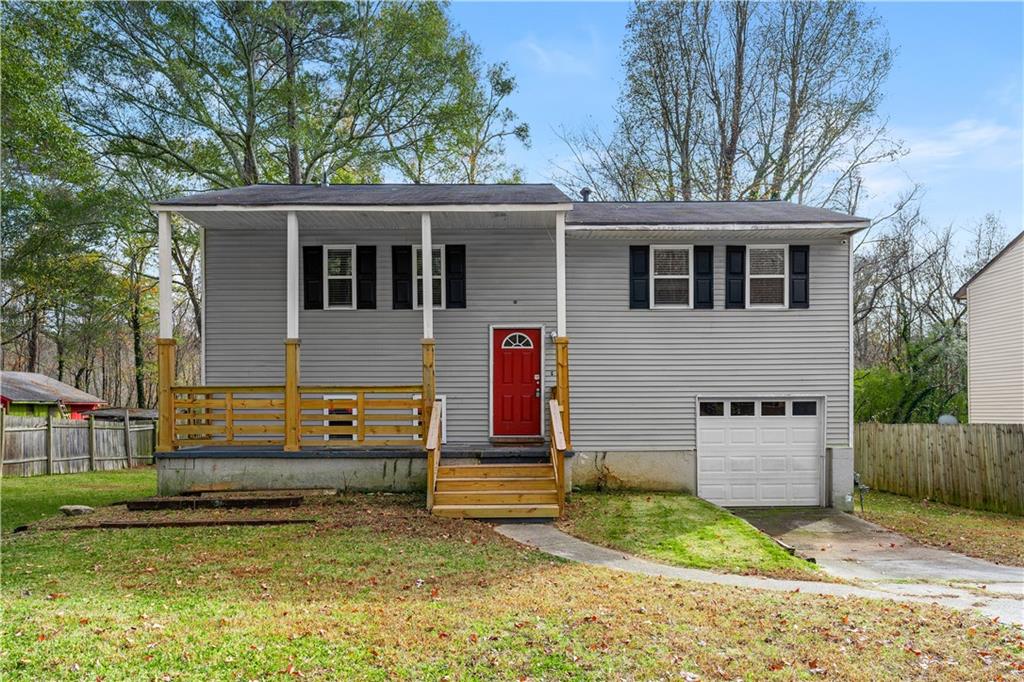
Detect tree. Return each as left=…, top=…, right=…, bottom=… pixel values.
left=557, top=0, right=900, bottom=208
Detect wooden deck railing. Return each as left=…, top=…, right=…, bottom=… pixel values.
left=424, top=400, right=443, bottom=510
left=548, top=399, right=567, bottom=514
left=171, top=384, right=425, bottom=449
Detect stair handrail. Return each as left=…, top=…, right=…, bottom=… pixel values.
left=548, top=399, right=567, bottom=514
left=425, top=400, right=443, bottom=510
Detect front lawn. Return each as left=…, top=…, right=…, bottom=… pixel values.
left=559, top=491, right=826, bottom=581
left=1, top=468, right=157, bottom=533
left=856, top=490, right=1024, bottom=566
left=3, top=475, right=1022, bottom=680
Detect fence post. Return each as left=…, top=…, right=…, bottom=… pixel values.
left=88, top=415, right=97, bottom=471
left=46, top=411, right=54, bottom=475
left=0, top=407, right=5, bottom=471
left=123, top=408, right=132, bottom=468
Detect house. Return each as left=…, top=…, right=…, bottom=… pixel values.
left=954, top=230, right=1024, bottom=424
left=149, top=184, right=867, bottom=516
left=0, top=371, right=107, bottom=419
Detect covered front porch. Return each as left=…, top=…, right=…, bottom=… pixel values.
left=150, top=185, right=573, bottom=516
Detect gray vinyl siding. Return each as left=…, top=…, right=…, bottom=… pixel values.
left=205, top=225, right=852, bottom=447
left=565, top=237, right=852, bottom=450
left=204, top=225, right=557, bottom=443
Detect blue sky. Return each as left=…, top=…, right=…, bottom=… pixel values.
left=449, top=1, right=1023, bottom=235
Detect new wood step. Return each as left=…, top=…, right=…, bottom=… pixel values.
left=433, top=490, right=559, bottom=505
left=431, top=503, right=560, bottom=519
left=437, top=463, right=554, bottom=478
left=436, top=477, right=557, bottom=492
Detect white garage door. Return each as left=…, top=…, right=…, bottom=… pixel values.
left=697, top=398, right=822, bottom=507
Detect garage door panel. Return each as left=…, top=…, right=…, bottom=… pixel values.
left=792, top=427, right=819, bottom=444
left=759, top=427, right=788, bottom=444
left=728, top=428, right=756, bottom=445
left=759, top=455, right=788, bottom=472
left=698, top=398, right=822, bottom=507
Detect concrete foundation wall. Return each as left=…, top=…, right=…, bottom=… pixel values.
left=158, top=455, right=427, bottom=496
left=571, top=450, right=697, bottom=492
left=829, top=446, right=855, bottom=511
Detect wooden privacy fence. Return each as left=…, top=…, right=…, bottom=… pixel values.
left=0, top=413, right=156, bottom=477
left=855, top=422, right=1024, bottom=515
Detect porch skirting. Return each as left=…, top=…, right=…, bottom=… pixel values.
left=156, top=448, right=575, bottom=496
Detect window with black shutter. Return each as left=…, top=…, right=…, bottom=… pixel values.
left=693, top=245, right=713, bottom=309
left=303, top=245, right=324, bottom=310
left=356, top=245, right=376, bottom=309
left=392, top=245, right=413, bottom=309
left=725, top=245, right=745, bottom=308
left=789, top=245, right=809, bottom=309
left=629, top=245, right=650, bottom=309
left=445, top=245, right=466, bottom=309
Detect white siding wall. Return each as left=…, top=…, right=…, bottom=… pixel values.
left=966, top=237, right=1024, bottom=423
left=205, top=225, right=853, bottom=447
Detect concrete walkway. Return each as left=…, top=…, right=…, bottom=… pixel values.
left=495, top=523, right=1024, bottom=626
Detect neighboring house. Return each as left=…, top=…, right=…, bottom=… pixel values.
left=0, top=371, right=107, bottom=419
left=83, top=407, right=158, bottom=422
left=149, top=184, right=867, bottom=515
left=954, top=231, right=1024, bottom=424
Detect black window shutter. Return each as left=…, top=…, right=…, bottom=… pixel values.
left=629, top=245, right=650, bottom=309
left=391, top=245, right=413, bottom=310
left=446, top=244, right=466, bottom=309
left=356, top=245, right=376, bottom=309
left=725, top=245, right=745, bottom=309
left=302, top=245, right=323, bottom=310
left=789, top=245, right=809, bottom=309
left=694, top=245, right=714, bottom=309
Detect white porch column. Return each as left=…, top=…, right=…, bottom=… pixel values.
left=421, top=212, right=434, bottom=339
left=286, top=211, right=299, bottom=339
left=158, top=211, right=173, bottom=338
left=555, top=211, right=567, bottom=337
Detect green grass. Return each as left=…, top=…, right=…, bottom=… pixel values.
left=856, top=490, right=1024, bottom=566
left=1, top=468, right=156, bottom=533
left=559, top=491, right=826, bottom=580
left=3, top=473, right=1022, bottom=680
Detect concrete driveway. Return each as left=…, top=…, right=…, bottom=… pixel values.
left=734, top=507, right=1024, bottom=593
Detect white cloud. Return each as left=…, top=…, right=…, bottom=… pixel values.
left=514, top=29, right=601, bottom=78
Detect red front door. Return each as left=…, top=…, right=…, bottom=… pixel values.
left=492, top=328, right=542, bottom=436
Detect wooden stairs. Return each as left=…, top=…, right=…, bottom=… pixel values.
left=431, top=462, right=561, bottom=518
left=425, top=399, right=569, bottom=520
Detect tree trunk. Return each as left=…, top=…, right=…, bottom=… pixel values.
left=721, top=1, right=749, bottom=199
left=281, top=0, right=301, bottom=184
left=130, top=285, right=147, bottom=409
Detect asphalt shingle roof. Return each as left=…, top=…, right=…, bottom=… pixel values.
left=1, top=372, right=106, bottom=405
left=155, top=183, right=572, bottom=207
left=566, top=201, right=868, bottom=226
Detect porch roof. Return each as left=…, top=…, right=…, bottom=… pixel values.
left=152, top=183, right=572, bottom=210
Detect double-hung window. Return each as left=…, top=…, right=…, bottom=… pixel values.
left=323, top=245, right=356, bottom=309
left=650, top=245, right=693, bottom=308
left=747, top=245, right=787, bottom=308
left=414, top=244, right=445, bottom=309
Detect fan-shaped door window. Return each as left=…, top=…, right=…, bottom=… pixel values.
left=501, top=332, right=534, bottom=349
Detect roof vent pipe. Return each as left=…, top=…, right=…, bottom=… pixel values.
left=321, top=165, right=330, bottom=187
left=580, top=187, right=592, bottom=202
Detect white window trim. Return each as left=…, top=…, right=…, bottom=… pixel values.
left=323, top=244, right=356, bottom=310
left=413, top=244, right=446, bottom=310
left=746, top=244, right=788, bottom=309
left=649, top=244, right=694, bottom=309
left=323, top=393, right=357, bottom=442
